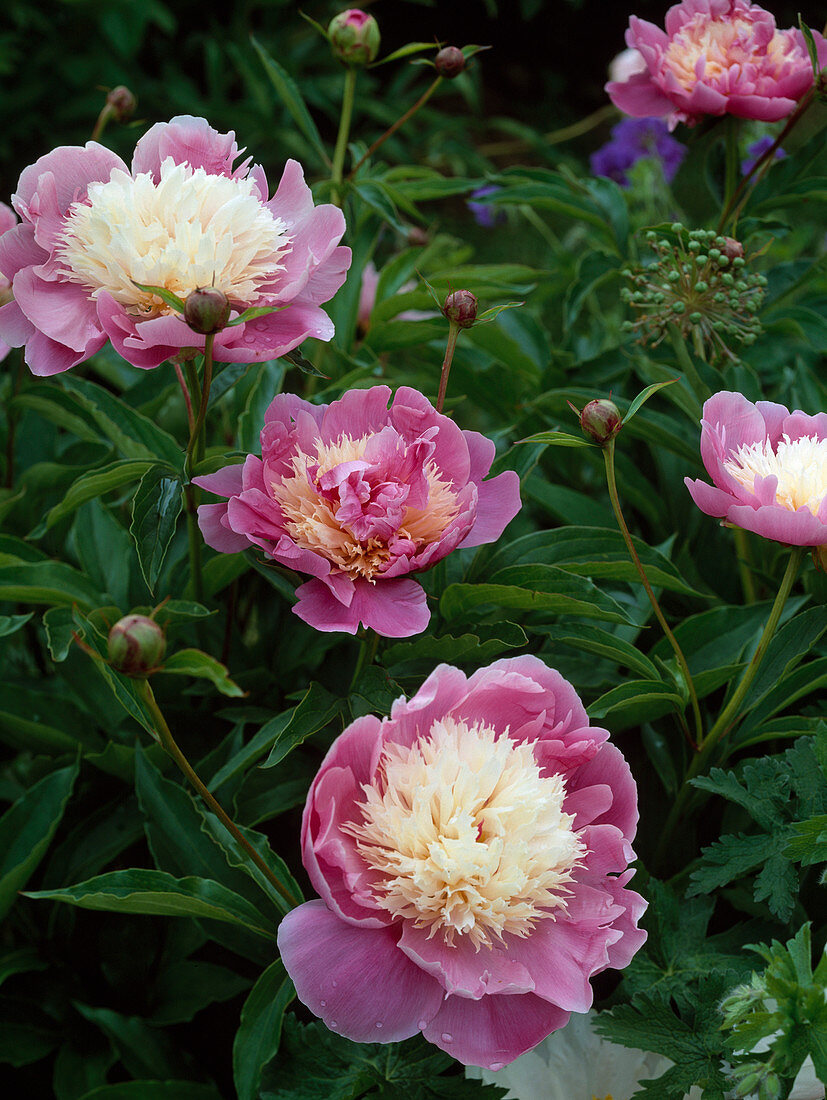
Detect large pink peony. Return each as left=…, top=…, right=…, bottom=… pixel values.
left=0, top=115, right=350, bottom=376
left=685, top=391, right=827, bottom=545
left=277, top=657, right=647, bottom=1068
left=0, top=201, right=18, bottom=363
left=607, top=0, right=827, bottom=128
left=195, top=385, right=520, bottom=637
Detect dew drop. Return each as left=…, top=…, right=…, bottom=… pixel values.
left=375, top=1022, right=383, bottom=1029
left=489, top=1063, right=505, bottom=1072
left=330, top=1020, right=338, bottom=1028
left=320, top=1000, right=326, bottom=1007
left=441, top=1033, right=453, bottom=1043
left=417, top=1019, right=428, bottom=1030
left=332, top=980, right=338, bottom=988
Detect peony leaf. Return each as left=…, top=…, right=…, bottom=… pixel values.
left=233, top=960, right=295, bottom=1100
left=130, top=467, right=184, bottom=593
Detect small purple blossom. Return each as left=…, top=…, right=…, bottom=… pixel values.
left=467, top=185, right=506, bottom=228
left=741, top=135, right=786, bottom=175
left=590, top=118, right=686, bottom=188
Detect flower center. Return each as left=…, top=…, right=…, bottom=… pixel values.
left=663, top=14, right=791, bottom=91
left=58, top=157, right=290, bottom=317
left=724, top=434, right=827, bottom=515
left=271, top=432, right=460, bottom=582
left=344, top=717, right=585, bottom=949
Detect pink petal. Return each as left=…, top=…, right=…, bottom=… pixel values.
left=196, top=503, right=250, bottom=554
left=192, top=463, right=245, bottom=497
left=292, top=576, right=430, bottom=637
left=132, top=115, right=247, bottom=180
left=96, top=292, right=188, bottom=370
left=727, top=503, right=827, bottom=546
left=398, top=923, right=535, bottom=999
left=0, top=224, right=46, bottom=281
left=319, top=386, right=392, bottom=443
left=15, top=142, right=126, bottom=220
left=215, top=300, right=335, bottom=362
left=277, top=900, right=444, bottom=1043
left=25, top=328, right=105, bottom=376
left=685, top=476, right=734, bottom=518
left=502, top=916, right=612, bottom=1013
left=386, top=663, right=471, bottom=750
left=459, top=469, right=521, bottom=549
left=602, top=870, right=648, bottom=970
left=606, top=73, right=675, bottom=118
left=567, top=741, right=639, bottom=841
left=13, top=266, right=101, bottom=353
left=0, top=300, right=35, bottom=348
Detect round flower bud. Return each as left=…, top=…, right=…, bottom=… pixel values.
left=443, top=289, right=477, bottom=328
left=328, top=9, right=380, bottom=66
left=435, top=46, right=466, bottom=79
left=106, top=85, right=136, bottom=123
left=580, top=398, right=622, bottom=445
left=107, top=615, right=166, bottom=677
left=721, top=237, right=745, bottom=262
left=183, top=287, right=231, bottom=335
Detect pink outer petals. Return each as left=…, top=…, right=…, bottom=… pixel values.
left=685, top=390, right=827, bottom=546
left=0, top=115, right=350, bottom=375
left=195, top=386, right=521, bottom=637
left=606, top=1, right=827, bottom=128
left=278, top=657, right=646, bottom=1069
left=0, top=202, right=19, bottom=363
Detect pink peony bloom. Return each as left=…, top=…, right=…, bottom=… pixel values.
left=607, top=0, right=827, bottom=129
left=0, top=201, right=18, bottom=363
left=195, top=385, right=520, bottom=637
left=0, top=115, right=350, bottom=376
left=277, top=657, right=647, bottom=1068
left=685, top=391, right=827, bottom=545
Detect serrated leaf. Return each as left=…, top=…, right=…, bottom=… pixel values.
left=233, top=960, right=295, bottom=1100
left=158, top=648, right=244, bottom=697
left=130, top=467, right=183, bottom=592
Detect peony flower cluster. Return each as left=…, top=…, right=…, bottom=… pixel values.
left=607, top=0, right=827, bottom=129
left=196, top=385, right=520, bottom=637
left=0, top=202, right=18, bottom=363
left=0, top=115, right=350, bottom=376
left=278, top=657, right=647, bottom=1069
left=686, top=391, right=827, bottom=545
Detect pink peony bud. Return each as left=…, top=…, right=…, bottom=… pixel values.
left=183, top=287, right=232, bottom=335
left=435, top=46, right=466, bottom=79
left=579, top=399, right=622, bottom=445
left=443, top=289, right=477, bottom=328
left=106, top=85, right=136, bottom=123
left=328, top=9, right=380, bottom=66
left=107, top=615, right=166, bottom=677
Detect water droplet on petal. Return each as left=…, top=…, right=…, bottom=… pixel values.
left=330, top=1020, right=338, bottom=1028
left=320, top=1000, right=326, bottom=1007
left=441, top=1033, right=453, bottom=1043
left=375, top=1022, right=383, bottom=1029
left=332, top=980, right=338, bottom=988
left=417, top=1019, right=428, bottom=1030
left=489, top=1063, right=505, bottom=1072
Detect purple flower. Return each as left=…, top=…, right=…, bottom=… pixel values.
left=590, top=118, right=686, bottom=188
left=741, top=135, right=786, bottom=175
left=467, top=185, right=506, bottom=228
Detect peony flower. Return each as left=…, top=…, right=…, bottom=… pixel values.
left=277, top=657, right=647, bottom=1068
left=0, top=115, right=350, bottom=376
left=0, top=201, right=18, bottom=363
left=685, top=391, right=827, bottom=545
left=609, top=47, right=648, bottom=85
left=195, top=385, right=520, bottom=637
left=590, top=117, right=686, bottom=187
left=607, top=0, right=827, bottom=129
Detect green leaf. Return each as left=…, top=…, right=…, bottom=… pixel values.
left=226, top=304, right=280, bottom=327
left=0, top=946, right=47, bottom=989
left=785, top=814, right=827, bottom=867
left=588, top=680, right=684, bottom=726
left=130, top=282, right=185, bottom=313
left=519, top=429, right=593, bottom=448
left=261, top=682, right=344, bottom=768
left=281, top=347, right=326, bottom=378
left=0, top=612, right=33, bottom=638
left=25, top=869, right=273, bottom=937
left=201, top=811, right=302, bottom=916
left=150, top=960, right=251, bottom=1026
left=250, top=37, right=330, bottom=167
left=0, top=761, right=79, bottom=919
left=687, top=832, right=793, bottom=912
left=158, top=648, right=244, bottom=697
left=130, top=467, right=183, bottom=593
left=384, top=623, right=527, bottom=677
left=739, top=607, right=827, bottom=713
left=622, top=378, right=679, bottom=424
left=72, top=1004, right=183, bottom=1082
left=542, top=624, right=660, bottom=680
left=0, top=559, right=103, bottom=609
left=77, top=1084, right=220, bottom=1100
left=370, top=41, right=437, bottom=66
left=233, top=959, right=295, bottom=1100
left=0, top=997, right=60, bottom=1067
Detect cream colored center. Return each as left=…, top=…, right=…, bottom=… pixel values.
left=272, top=432, right=460, bottom=581
left=724, top=434, right=827, bottom=515
left=344, top=717, right=585, bottom=949
left=59, top=157, right=290, bottom=317
left=664, top=17, right=788, bottom=89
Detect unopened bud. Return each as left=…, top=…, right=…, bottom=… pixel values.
left=443, top=290, right=477, bottom=328
left=107, top=615, right=166, bottom=677
left=106, top=85, right=136, bottom=123
left=184, top=287, right=231, bottom=335
left=721, top=237, right=745, bottom=261
left=579, top=399, right=622, bottom=445
left=328, top=9, right=380, bottom=66
left=435, top=46, right=466, bottom=79
left=406, top=226, right=429, bottom=248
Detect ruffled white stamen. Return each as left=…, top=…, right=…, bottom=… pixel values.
left=724, top=434, right=827, bottom=514
left=59, top=157, right=290, bottom=317
left=345, top=717, right=585, bottom=950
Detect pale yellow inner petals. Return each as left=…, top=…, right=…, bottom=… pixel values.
left=272, top=432, right=460, bottom=581
left=58, top=157, right=290, bottom=317
left=344, top=717, right=585, bottom=950
left=664, top=17, right=790, bottom=90
left=724, top=434, right=827, bottom=514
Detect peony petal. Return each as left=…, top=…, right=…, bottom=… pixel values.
left=277, top=900, right=444, bottom=1043
left=25, top=328, right=105, bottom=377
left=192, top=463, right=245, bottom=498
left=460, top=469, right=521, bottom=549
left=13, top=266, right=101, bottom=353
left=606, top=73, right=675, bottom=118
left=196, top=503, right=250, bottom=554
left=293, top=576, right=430, bottom=637
left=726, top=502, right=827, bottom=546
left=398, top=923, right=535, bottom=999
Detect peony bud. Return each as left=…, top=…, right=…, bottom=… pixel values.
left=579, top=399, right=622, bottom=445
left=443, top=289, right=477, bottom=328
left=183, top=287, right=231, bottom=335
left=721, top=236, right=745, bottom=262
left=328, top=9, right=380, bottom=66
left=106, top=85, right=136, bottom=123
left=107, top=615, right=166, bottom=677
left=435, top=46, right=466, bottom=79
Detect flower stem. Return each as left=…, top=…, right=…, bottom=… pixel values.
left=183, top=337, right=214, bottom=606
left=138, top=680, right=299, bottom=910
left=669, top=325, right=709, bottom=406
left=350, top=629, right=379, bottom=692
left=723, top=115, right=741, bottom=215
left=436, top=321, right=461, bottom=414
left=90, top=104, right=114, bottom=143
left=332, top=67, right=358, bottom=206
left=174, top=360, right=195, bottom=435
left=185, top=335, right=214, bottom=477
left=349, top=76, right=442, bottom=178
left=603, top=438, right=704, bottom=748
left=734, top=526, right=757, bottom=604
left=653, top=545, right=803, bottom=868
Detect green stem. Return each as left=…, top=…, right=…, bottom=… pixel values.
left=185, top=335, right=214, bottom=478
left=654, top=545, right=803, bottom=868
left=723, top=116, right=740, bottom=215
left=478, top=103, right=617, bottom=158
left=734, top=526, right=757, bottom=604
left=603, top=438, right=704, bottom=748
left=139, top=681, right=299, bottom=909
left=669, top=325, right=709, bottom=406
left=436, top=321, right=461, bottom=413
left=332, top=67, right=358, bottom=206
left=184, top=487, right=204, bottom=604
left=90, top=104, right=114, bottom=142
left=182, top=338, right=214, bottom=605
left=349, top=76, right=442, bottom=178
left=350, top=629, right=379, bottom=692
